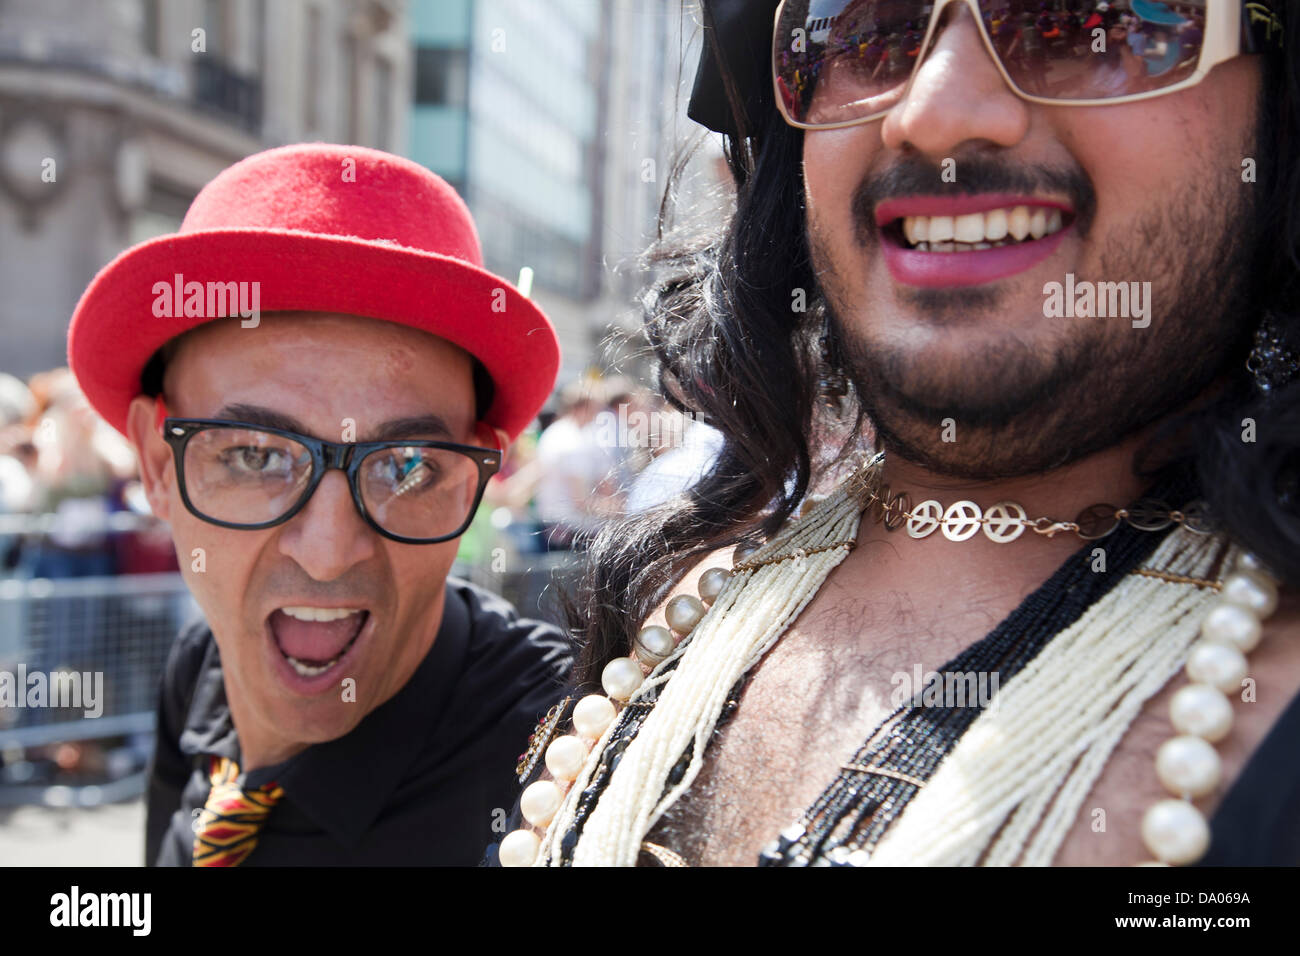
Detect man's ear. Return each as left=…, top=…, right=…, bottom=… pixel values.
left=474, top=422, right=511, bottom=463
left=125, top=394, right=173, bottom=522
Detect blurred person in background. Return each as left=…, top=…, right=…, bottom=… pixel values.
left=22, top=369, right=136, bottom=581
left=0, top=372, right=37, bottom=571
left=534, top=377, right=623, bottom=550
left=67, top=144, right=571, bottom=866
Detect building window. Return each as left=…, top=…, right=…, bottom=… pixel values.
left=305, top=5, right=322, bottom=131
left=341, top=33, right=358, bottom=142
left=201, top=0, right=227, bottom=55
left=373, top=56, right=393, bottom=149
left=414, top=47, right=468, bottom=108
left=141, top=0, right=162, bottom=58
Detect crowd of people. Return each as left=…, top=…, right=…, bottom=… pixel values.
left=0, top=367, right=175, bottom=580
left=457, top=375, right=722, bottom=563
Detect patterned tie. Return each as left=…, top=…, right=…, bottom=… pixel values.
left=192, top=755, right=285, bottom=867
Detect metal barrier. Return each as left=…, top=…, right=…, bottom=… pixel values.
left=0, top=543, right=578, bottom=806
left=0, top=572, right=199, bottom=751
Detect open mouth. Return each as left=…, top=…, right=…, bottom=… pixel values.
left=884, top=204, right=1073, bottom=253
left=268, top=606, right=369, bottom=678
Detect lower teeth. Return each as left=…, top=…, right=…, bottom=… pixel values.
left=912, top=237, right=1032, bottom=252
left=286, top=655, right=337, bottom=677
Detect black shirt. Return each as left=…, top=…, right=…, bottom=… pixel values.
left=146, top=577, right=572, bottom=866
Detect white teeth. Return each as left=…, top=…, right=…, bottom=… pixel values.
left=281, top=606, right=362, bottom=622
left=985, top=208, right=1008, bottom=241
left=1029, top=207, right=1047, bottom=240
left=928, top=215, right=955, bottom=242
left=286, top=656, right=335, bottom=677
left=1007, top=205, right=1031, bottom=241
left=899, top=204, right=1065, bottom=251
left=953, top=213, right=985, bottom=243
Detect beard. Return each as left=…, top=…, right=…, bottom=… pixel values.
left=811, top=148, right=1264, bottom=482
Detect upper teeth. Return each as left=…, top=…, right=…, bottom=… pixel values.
left=903, top=206, right=1064, bottom=247
left=281, top=606, right=363, bottom=622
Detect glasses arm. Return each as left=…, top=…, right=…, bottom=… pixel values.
left=1241, top=1, right=1285, bottom=54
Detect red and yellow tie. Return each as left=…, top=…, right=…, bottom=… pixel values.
left=192, top=756, right=285, bottom=867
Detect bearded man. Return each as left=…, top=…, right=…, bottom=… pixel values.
left=493, top=0, right=1300, bottom=867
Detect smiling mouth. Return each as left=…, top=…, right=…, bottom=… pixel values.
left=885, top=205, right=1072, bottom=252
left=268, top=606, right=369, bottom=678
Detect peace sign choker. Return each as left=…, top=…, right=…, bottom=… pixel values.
left=859, top=461, right=1214, bottom=544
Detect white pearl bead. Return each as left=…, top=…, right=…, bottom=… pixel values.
left=544, top=734, right=589, bottom=781
left=1220, top=571, right=1279, bottom=619
left=498, top=828, right=541, bottom=867
left=1155, top=735, right=1222, bottom=798
left=697, top=567, right=732, bottom=605
left=1185, top=641, right=1248, bottom=695
left=519, top=780, right=563, bottom=827
left=1235, top=552, right=1278, bottom=583
left=1141, top=799, right=1210, bottom=865
left=601, top=656, right=644, bottom=701
left=1199, top=601, right=1262, bottom=653
left=665, top=594, right=707, bottom=634
left=1169, top=683, right=1234, bottom=742
left=633, top=625, right=675, bottom=666
left=571, top=694, right=617, bottom=739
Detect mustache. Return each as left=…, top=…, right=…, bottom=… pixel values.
left=256, top=566, right=382, bottom=612
left=851, top=153, right=1098, bottom=244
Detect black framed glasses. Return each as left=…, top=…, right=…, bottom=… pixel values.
left=161, top=416, right=501, bottom=544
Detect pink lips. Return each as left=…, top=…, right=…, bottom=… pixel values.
left=875, top=195, right=1074, bottom=289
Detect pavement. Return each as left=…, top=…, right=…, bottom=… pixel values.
left=0, top=798, right=145, bottom=865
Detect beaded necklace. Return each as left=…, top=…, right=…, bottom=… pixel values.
left=498, top=455, right=1282, bottom=867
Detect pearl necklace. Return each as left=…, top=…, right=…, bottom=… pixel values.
left=497, top=459, right=1284, bottom=868
left=499, top=541, right=764, bottom=867
left=1139, top=551, right=1281, bottom=865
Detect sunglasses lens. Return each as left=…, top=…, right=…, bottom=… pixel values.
left=984, top=2, right=1204, bottom=101
left=774, top=0, right=929, bottom=126
left=774, top=1, right=1208, bottom=128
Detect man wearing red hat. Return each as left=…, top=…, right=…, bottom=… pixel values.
left=68, top=143, right=572, bottom=866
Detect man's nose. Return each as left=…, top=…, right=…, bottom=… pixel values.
left=881, top=3, right=1030, bottom=158
left=276, top=469, right=377, bottom=581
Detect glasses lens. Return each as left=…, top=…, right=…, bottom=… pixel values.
left=359, top=446, right=482, bottom=541
left=985, top=2, right=1204, bottom=101
left=774, top=1, right=930, bottom=126
left=774, top=2, right=1207, bottom=129
left=182, top=427, right=313, bottom=525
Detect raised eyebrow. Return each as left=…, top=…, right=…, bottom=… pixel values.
left=368, top=416, right=457, bottom=442
left=217, top=404, right=308, bottom=435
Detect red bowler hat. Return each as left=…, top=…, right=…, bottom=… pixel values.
left=67, top=142, right=560, bottom=441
